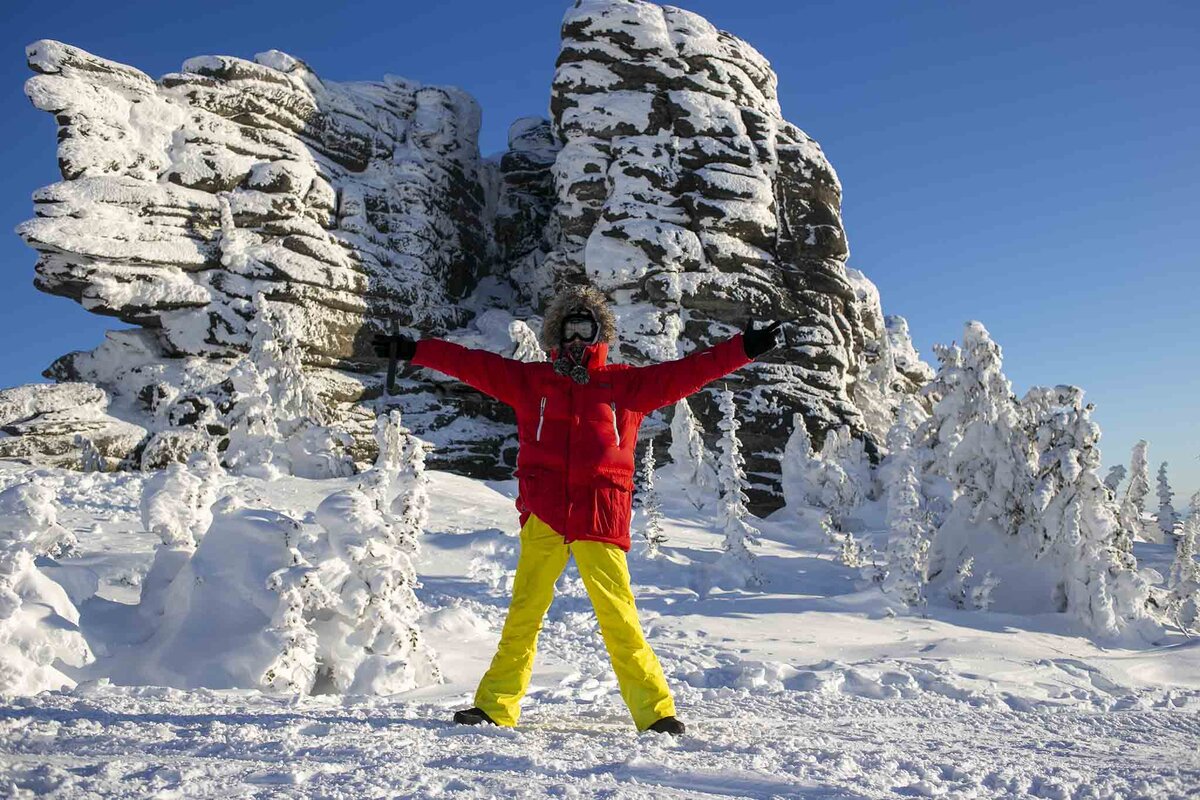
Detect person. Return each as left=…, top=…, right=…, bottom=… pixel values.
left=372, top=285, right=782, bottom=735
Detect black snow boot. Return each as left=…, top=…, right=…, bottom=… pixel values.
left=453, top=707, right=497, bottom=726
left=647, top=716, right=686, bottom=735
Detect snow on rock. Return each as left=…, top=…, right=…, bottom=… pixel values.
left=0, top=383, right=146, bottom=470
left=19, top=39, right=488, bottom=365
left=528, top=0, right=878, bottom=510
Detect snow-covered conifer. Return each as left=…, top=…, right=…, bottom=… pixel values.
left=1165, top=492, right=1200, bottom=631
left=1169, top=492, right=1200, bottom=591
left=1118, top=440, right=1151, bottom=542
left=1156, top=462, right=1179, bottom=540
left=74, top=435, right=105, bottom=473
left=262, top=548, right=334, bottom=694
left=940, top=323, right=1031, bottom=541
left=819, top=425, right=873, bottom=520
left=946, top=557, right=974, bottom=610
left=921, top=342, right=965, bottom=476
left=249, top=300, right=326, bottom=433
left=882, top=398, right=932, bottom=610
left=668, top=398, right=717, bottom=510
left=0, top=479, right=93, bottom=695
left=140, top=448, right=224, bottom=551
left=136, top=448, right=227, bottom=621
left=781, top=413, right=820, bottom=509
left=508, top=319, right=546, bottom=363
left=635, top=443, right=667, bottom=556
left=1103, top=464, right=1126, bottom=496
left=970, top=571, right=1000, bottom=611
left=711, top=388, right=763, bottom=588
left=222, top=352, right=283, bottom=478
left=223, top=296, right=351, bottom=479
left=310, top=409, right=440, bottom=693
left=1023, top=385, right=1155, bottom=636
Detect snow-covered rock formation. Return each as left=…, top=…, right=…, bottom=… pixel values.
left=20, top=40, right=487, bottom=362
left=0, top=383, right=146, bottom=469
left=13, top=0, right=925, bottom=512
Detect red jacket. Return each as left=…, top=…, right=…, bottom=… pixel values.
left=411, top=335, right=751, bottom=551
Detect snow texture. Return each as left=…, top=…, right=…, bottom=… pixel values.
left=1, top=459, right=1198, bottom=798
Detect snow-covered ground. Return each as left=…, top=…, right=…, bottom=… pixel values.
left=2, top=461, right=1198, bottom=799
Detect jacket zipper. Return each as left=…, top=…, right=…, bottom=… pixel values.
left=536, top=397, right=547, bottom=441
left=610, top=402, right=621, bottom=447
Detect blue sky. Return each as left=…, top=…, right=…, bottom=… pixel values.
left=2, top=1, right=1197, bottom=499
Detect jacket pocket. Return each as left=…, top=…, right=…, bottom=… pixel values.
left=589, top=473, right=633, bottom=537
left=536, top=396, right=547, bottom=442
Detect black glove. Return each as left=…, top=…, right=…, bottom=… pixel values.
left=742, top=319, right=783, bottom=359
left=371, top=332, right=417, bottom=361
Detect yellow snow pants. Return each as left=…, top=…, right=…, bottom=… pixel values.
left=473, top=513, right=676, bottom=730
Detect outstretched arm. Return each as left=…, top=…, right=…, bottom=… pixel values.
left=617, top=335, right=750, bottom=413
left=374, top=334, right=526, bottom=407
left=615, top=321, right=783, bottom=413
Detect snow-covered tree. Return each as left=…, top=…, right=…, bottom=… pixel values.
left=1118, top=440, right=1151, bottom=543
left=1166, top=491, right=1199, bottom=632
left=308, top=410, right=440, bottom=693
left=945, top=556, right=975, bottom=610
left=223, top=295, right=352, bottom=479
left=1169, top=492, right=1200, bottom=589
left=140, top=448, right=224, bottom=551
left=262, top=544, right=333, bottom=695
left=222, top=351, right=283, bottom=478
left=1103, top=464, right=1126, bottom=496
left=818, top=425, right=873, bottom=520
left=1156, top=462, right=1179, bottom=540
left=668, top=398, right=718, bottom=510
left=920, top=341, right=965, bottom=475
left=1022, top=385, right=1155, bottom=637
left=914, top=324, right=1036, bottom=599
left=970, top=571, right=1000, bottom=611
left=634, top=443, right=667, bottom=556
left=709, top=388, right=763, bottom=589
left=124, top=500, right=316, bottom=693
left=780, top=413, right=821, bottom=509
left=137, top=448, right=226, bottom=621
left=508, top=319, right=546, bottom=362
left=74, top=435, right=105, bottom=473
left=882, top=398, right=932, bottom=611
left=251, top=303, right=327, bottom=435
left=939, top=322, right=1032, bottom=543
left=0, top=479, right=93, bottom=695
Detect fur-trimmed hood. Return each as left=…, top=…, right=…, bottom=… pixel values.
left=539, top=284, right=617, bottom=352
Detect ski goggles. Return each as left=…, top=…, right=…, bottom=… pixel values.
left=561, top=313, right=599, bottom=343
